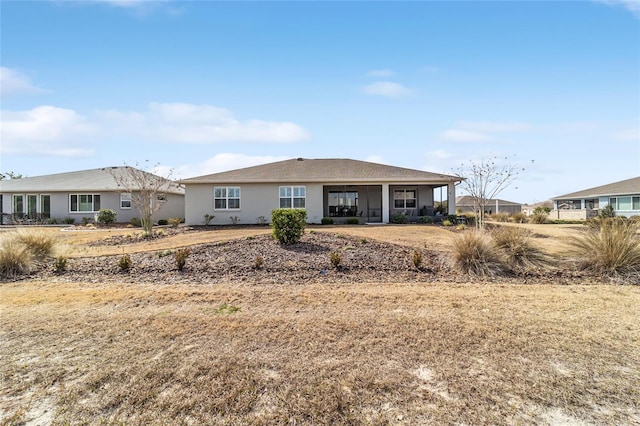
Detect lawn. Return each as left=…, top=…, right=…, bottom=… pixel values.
left=1, top=224, right=639, bottom=425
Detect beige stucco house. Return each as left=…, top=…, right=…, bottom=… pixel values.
left=180, top=158, right=462, bottom=225
left=0, top=166, right=185, bottom=225
left=455, top=196, right=522, bottom=215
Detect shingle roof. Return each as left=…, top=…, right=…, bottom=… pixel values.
left=552, top=176, right=640, bottom=200
left=0, top=167, right=184, bottom=194
left=180, top=158, right=461, bottom=184
left=456, top=195, right=522, bottom=206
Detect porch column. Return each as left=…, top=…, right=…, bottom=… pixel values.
left=447, top=183, right=456, bottom=215
left=382, top=183, right=390, bottom=223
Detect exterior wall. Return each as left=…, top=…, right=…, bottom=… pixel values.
left=184, top=183, right=324, bottom=226
left=553, top=195, right=640, bottom=219
left=550, top=209, right=599, bottom=221
left=1, top=191, right=185, bottom=225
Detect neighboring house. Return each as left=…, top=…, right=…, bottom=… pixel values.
left=0, top=166, right=185, bottom=225
left=551, top=176, right=640, bottom=220
left=521, top=200, right=553, bottom=216
left=180, top=158, right=462, bottom=225
left=455, top=196, right=522, bottom=215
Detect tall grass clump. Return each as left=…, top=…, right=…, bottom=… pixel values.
left=451, top=231, right=505, bottom=277
left=16, top=229, right=57, bottom=260
left=0, top=237, right=34, bottom=277
left=492, top=226, right=548, bottom=271
left=568, top=218, right=640, bottom=275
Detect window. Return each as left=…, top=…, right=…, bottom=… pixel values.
left=328, top=191, right=358, bottom=216
left=394, top=189, right=417, bottom=209
left=633, top=197, right=640, bottom=210
left=120, top=193, right=132, bottom=209
left=13, top=195, right=24, bottom=214
left=279, top=186, right=306, bottom=208
left=214, top=187, right=240, bottom=210
left=156, top=194, right=167, bottom=202
left=27, top=195, right=37, bottom=217
left=70, top=194, right=101, bottom=212
left=617, top=197, right=632, bottom=211
left=40, top=195, right=51, bottom=218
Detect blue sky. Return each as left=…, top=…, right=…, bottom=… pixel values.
left=1, top=0, right=639, bottom=203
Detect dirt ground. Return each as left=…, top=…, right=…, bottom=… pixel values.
left=1, top=223, right=638, bottom=425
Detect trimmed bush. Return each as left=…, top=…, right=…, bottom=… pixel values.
left=157, top=219, right=169, bottom=226
left=346, top=217, right=360, bottom=225
left=492, top=226, right=548, bottom=271
left=568, top=218, right=640, bottom=275
left=321, top=217, right=334, bottom=225
left=391, top=214, right=409, bottom=224
left=271, top=209, right=307, bottom=245
left=451, top=231, right=505, bottom=277
left=0, top=237, right=34, bottom=277
left=419, top=216, right=433, bottom=224
left=97, top=208, right=117, bottom=224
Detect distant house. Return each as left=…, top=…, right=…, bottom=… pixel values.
left=521, top=201, right=553, bottom=216
left=0, top=167, right=185, bottom=225
left=455, top=196, right=522, bottom=215
left=551, top=176, right=640, bottom=220
left=179, top=158, right=462, bottom=225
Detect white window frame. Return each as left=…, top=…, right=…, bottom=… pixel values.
left=214, top=187, right=241, bottom=210
left=120, top=193, right=132, bottom=209
left=279, top=186, right=306, bottom=209
left=26, top=194, right=38, bottom=217
left=69, top=194, right=101, bottom=213
left=40, top=194, right=51, bottom=218
left=12, top=194, right=24, bottom=214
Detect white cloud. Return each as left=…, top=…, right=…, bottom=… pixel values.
left=0, top=106, right=95, bottom=156
left=0, top=67, right=46, bottom=98
left=366, top=69, right=395, bottom=78
left=178, top=153, right=290, bottom=179
left=458, top=121, right=532, bottom=133
left=441, top=129, right=491, bottom=143
left=98, top=102, right=311, bottom=144
left=595, top=0, right=640, bottom=17
left=363, top=81, right=413, bottom=98
left=614, top=128, right=640, bottom=141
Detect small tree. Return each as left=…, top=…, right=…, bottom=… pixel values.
left=454, top=156, right=524, bottom=229
left=110, top=161, right=179, bottom=237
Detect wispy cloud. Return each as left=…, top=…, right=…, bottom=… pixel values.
left=614, top=128, right=640, bottom=141
left=441, top=120, right=532, bottom=143
left=1, top=106, right=96, bottom=156
left=0, top=67, right=47, bottom=98
left=1, top=102, right=310, bottom=158
left=595, top=0, right=640, bottom=17
left=366, top=69, right=395, bottom=78
left=363, top=81, right=413, bottom=98
left=441, top=129, right=491, bottom=143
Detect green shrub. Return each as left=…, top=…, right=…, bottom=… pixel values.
left=346, top=217, right=360, bottom=225
left=599, top=204, right=615, bottom=218
left=63, top=216, right=76, bottom=224
left=491, top=226, right=548, bottom=271
left=330, top=251, right=342, bottom=268
left=442, top=220, right=453, bottom=227
left=168, top=218, right=182, bottom=228
left=16, top=229, right=57, bottom=259
left=412, top=250, right=423, bottom=269
left=54, top=256, right=67, bottom=273
left=271, top=209, right=307, bottom=245
left=533, top=206, right=551, bottom=215
left=157, top=219, right=169, bottom=226
left=0, top=237, right=34, bottom=277
left=130, top=217, right=142, bottom=227
left=568, top=218, right=640, bottom=275
left=321, top=217, right=334, bottom=225
left=419, top=216, right=433, bottom=224
left=451, top=231, right=505, bottom=277
left=391, top=214, right=408, bottom=224
left=175, top=247, right=191, bottom=271
left=118, top=254, right=132, bottom=271
left=203, top=214, right=215, bottom=225
left=97, top=208, right=117, bottom=224
left=256, top=216, right=268, bottom=225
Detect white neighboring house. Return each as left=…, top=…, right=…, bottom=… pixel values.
left=551, top=176, right=640, bottom=220
left=0, top=166, right=185, bottom=225
left=179, top=158, right=462, bottom=225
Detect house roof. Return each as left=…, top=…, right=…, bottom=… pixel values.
left=0, top=167, right=184, bottom=194
left=180, top=158, right=462, bottom=184
left=455, top=196, right=522, bottom=206
left=552, top=176, right=640, bottom=200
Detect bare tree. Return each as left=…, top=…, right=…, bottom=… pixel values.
left=454, top=156, right=523, bottom=229
left=0, top=171, right=23, bottom=180
left=109, top=162, right=178, bottom=236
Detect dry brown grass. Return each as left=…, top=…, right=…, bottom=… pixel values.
left=1, top=281, right=639, bottom=425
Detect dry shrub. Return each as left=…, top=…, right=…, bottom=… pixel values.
left=451, top=231, right=505, bottom=277
left=529, top=213, right=548, bottom=224
left=0, top=237, right=34, bottom=277
left=16, top=229, right=57, bottom=259
left=510, top=212, right=528, bottom=223
left=568, top=217, right=640, bottom=275
left=492, top=213, right=510, bottom=222
left=492, top=226, right=548, bottom=271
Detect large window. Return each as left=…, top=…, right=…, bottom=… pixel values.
left=70, top=194, right=101, bottom=212
left=280, top=186, right=306, bottom=208
left=120, top=193, right=132, bottom=209
left=610, top=196, right=639, bottom=211
left=27, top=195, right=37, bottom=217
left=214, top=187, right=240, bottom=210
left=12, top=195, right=24, bottom=214
left=328, top=191, right=358, bottom=216
left=634, top=197, right=640, bottom=210
left=40, top=195, right=51, bottom=218
left=394, top=189, right=416, bottom=209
